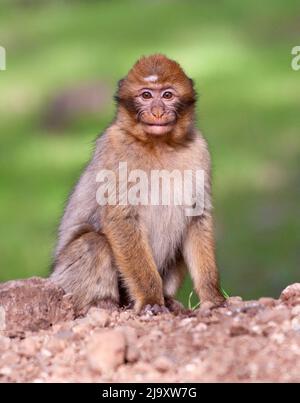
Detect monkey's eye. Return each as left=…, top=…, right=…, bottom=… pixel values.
left=141, top=91, right=152, bottom=100
left=162, top=91, right=173, bottom=100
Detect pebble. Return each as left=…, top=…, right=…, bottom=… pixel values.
left=19, top=338, right=38, bottom=357
left=0, top=351, right=20, bottom=366
left=258, top=297, right=277, bottom=307
left=126, top=345, right=140, bottom=363
left=229, top=323, right=249, bottom=337
left=291, top=305, right=300, bottom=317
left=280, top=283, right=300, bottom=302
left=87, top=329, right=126, bottom=373
left=119, top=311, right=132, bottom=321
left=194, top=323, right=208, bottom=332
left=87, top=308, right=109, bottom=327
left=153, top=356, right=173, bottom=372
left=0, top=366, right=12, bottom=376
left=54, top=329, right=74, bottom=340
left=226, top=296, right=243, bottom=305
left=179, top=318, right=195, bottom=327
left=45, top=337, right=67, bottom=354
left=0, top=335, right=10, bottom=351
left=270, top=333, right=285, bottom=344
left=72, top=317, right=93, bottom=334
left=41, top=348, right=52, bottom=358
left=257, top=307, right=290, bottom=324
left=291, top=316, right=300, bottom=332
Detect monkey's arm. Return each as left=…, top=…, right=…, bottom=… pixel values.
left=183, top=213, right=225, bottom=306
left=102, top=206, right=164, bottom=312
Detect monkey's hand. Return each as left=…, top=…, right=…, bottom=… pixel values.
left=164, top=297, right=186, bottom=314
left=139, top=303, right=169, bottom=316
left=102, top=206, right=164, bottom=314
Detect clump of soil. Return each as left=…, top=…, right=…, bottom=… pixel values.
left=0, top=279, right=300, bottom=382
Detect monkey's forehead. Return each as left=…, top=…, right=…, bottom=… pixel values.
left=123, top=69, right=193, bottom=94
left=119, top=78, right=192, bottom=98
left=127, top=54, right=192, bottom=85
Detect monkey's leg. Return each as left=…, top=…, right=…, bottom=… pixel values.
left=183, top=214, right=225, bottom=306
left=163, top=257, right=186, bottom=312
left=102, top=207, right=164, bottom=313
left=51, top=232, right=119, bottom=313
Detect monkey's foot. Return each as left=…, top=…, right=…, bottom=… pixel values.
left=94, top=298, right=120, bottom=311
left=140, top=304, right=169, bottom=316
left=198, top=295, right=226, bottom=311
left=164, top=297, right=186, bottom=314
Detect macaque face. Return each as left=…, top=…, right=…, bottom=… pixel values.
left=135, top=85, right=178, bottom=135
left=116, top=54, right=196, bottom=139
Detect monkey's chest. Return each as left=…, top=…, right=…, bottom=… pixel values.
left=140, top=205, right=190, bottom=271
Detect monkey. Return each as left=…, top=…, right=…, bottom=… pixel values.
left=50, top=54, right=225, bottom=314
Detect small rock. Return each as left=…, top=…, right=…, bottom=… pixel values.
left=72, top=317, right=93, bottom=334
left=0, top=351, right=20, bottom=366
left=87, top=308, right=109, bottom=327
left=126, top=345, right=140, bottom=363
left=0, top=335, right=10, bottom=351
left=270, top=333, right=285, bottom=344
left=226, top=296, right=243, bottom=306
left=134, top=361, right=154, bottom=373
left=119, top=311, right=132, bottom=321
left=87, top=329, right=126, bottom=373
left=291, top=305, right=300, bottom=317
left=257, top=307, right=290, bottom=324
left=280, top=283, right=300, bottom=303
left=217, top=307, right=233, bottom=316
left=179, top=318, right=195, bottom=327
left=229, top=323, right=249, bottom=337
left=250, top=325, right=263, bottom=336
left=153, top=356, right=173, bottom=372
left=117, top=326, right=140, bottom=363
left=195, top=323, right=208, bottom=332
left=118, top=326, right=137, bottom=345
left=291, top=316, right=300, bottom=332
left=258, top=297, right=277, bottom=307
left=54, top=329, right=74, bottom=340
left=19, top=338, right=39, bottom=357
left=41, top=348, right=52, bottom=358
left=0, top=366, right=12, bottom=376
left=46, top=337, right=67, bottom=354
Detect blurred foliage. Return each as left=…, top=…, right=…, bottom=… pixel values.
left=0, top=0, right=299, bottom=305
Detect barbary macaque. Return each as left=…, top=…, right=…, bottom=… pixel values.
left=51, top=54, right=225, bottom=314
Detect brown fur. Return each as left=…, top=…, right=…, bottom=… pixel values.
left=51, top=54, right=225, bottom=313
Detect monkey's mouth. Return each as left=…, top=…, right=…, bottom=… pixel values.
left=141, top=121, right=176, bottom=135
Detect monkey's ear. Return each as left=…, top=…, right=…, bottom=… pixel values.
left=117, top=78, right=125, bottom=90
left=189, top=78, right=195, bottom=88
left=114, top=78, right=125, bottom=103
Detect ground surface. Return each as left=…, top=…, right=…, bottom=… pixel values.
left=0, top=280, right=300, bottom=383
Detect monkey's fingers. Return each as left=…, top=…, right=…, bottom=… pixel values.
left=139, top=304, right=170, bottom=316
left=164, top=297, right=186, bottom=314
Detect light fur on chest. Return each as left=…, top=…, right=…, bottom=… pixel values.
left=140, top=204, right=190, bottom=271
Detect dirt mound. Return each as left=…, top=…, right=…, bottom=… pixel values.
left=0, top=278, right=300, bottom=382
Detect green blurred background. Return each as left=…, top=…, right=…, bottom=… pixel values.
left=0, top=0, right=299, bottom=305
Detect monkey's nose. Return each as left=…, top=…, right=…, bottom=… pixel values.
left=151, top=108, right=165, bottom=119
